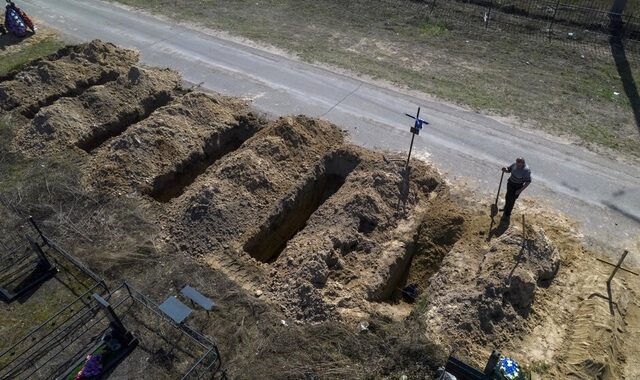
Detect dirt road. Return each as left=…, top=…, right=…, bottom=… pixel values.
left=21, top=0, right=640, bottom=262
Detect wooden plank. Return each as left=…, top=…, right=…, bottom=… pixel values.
left=596, top=255, right=638, bottom=276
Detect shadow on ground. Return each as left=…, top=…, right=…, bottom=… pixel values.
left=609, top=7, right=640, bottom=134
left=0, top=33, right=33, bottom=51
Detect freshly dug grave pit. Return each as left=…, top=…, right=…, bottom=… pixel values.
left=76, top=68, right=181, bottom=153
left=85, top=92, right=263, bottom=198
left=243, top=151, right=360, bottom=263
left=170, top=116, right=346, bottom=252
left=167, top=116, right=346, bottom=287
left=255, top=149, right=444, bottom=321
left=381, top=194, right=467, bottom=303
left=0, top=40, right=138, bottom=118
left=13, top=66, right=181, bottom=155
left=148, top=113, right=263, bottom=203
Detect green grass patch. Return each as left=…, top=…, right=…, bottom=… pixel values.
left=0, top=37, right=66, bottom=77
left=420, top=20, right=449, bottom=36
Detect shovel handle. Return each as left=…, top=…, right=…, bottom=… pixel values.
left=494, top=171, right=505, bottom=205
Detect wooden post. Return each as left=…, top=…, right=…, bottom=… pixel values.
left=405, top=133, right=416, bottom=170
left=405, top=107, right=421, bottom=170
left=485, top=0, right=493, bottom=29
left=606, top=249, right=629, bottom=315
left=548, top=0, right=560, bottom=41
left=596, top=257, right=639, bottom=276
left=399, top=107, right=425, bottom=212
left=607, top=250, right=629, bottom=287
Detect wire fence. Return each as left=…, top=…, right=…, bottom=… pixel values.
left=0, top=220, right=221, bottom=379
left=425, top=0, right=640, bottom=56
left=119, top=282, right=222, bottom=380
left=0, top=196, right=40, bottom=256
left=0, top=279, right=220, bottom=380
left=139, top=0, right=640, bottom=58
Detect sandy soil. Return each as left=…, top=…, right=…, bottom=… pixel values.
left=2, top=40, right=638, bottom=379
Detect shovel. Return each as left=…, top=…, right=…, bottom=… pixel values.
left=490, top=171, right=505, bottom=217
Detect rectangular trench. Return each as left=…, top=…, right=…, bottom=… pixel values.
left=377, top=241, right=419, bottom=302
left=243, top=152, right=360, bottom=263
left=147, top=115, right=262, bottom=203
left=75, top=91, right=174, bottom=153
left=376, top=210, right=465, bottom=304
left=20, top=70, right=121, bottom=119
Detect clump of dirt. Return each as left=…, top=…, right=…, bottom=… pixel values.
left=85, top=91, right=263, bottom=198
left=14, top=66, right=182, bottom=155
left=0, top=40, right=138, bottom=117
left=421, top=216, right=560, bottom=356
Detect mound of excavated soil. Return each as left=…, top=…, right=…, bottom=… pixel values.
left=170, top=116, right=345, bottom=251
left=167, top=116, right=347, bottom=288
left=3, top=40, right=638, bottom=379
left=422, top=221, right=561, bottom=353
left=85, top=92, right=263, bottom=198
left=406, top=200, right=639, bottom=379
left=0, top=40, right=138, bottom=117
left=14, top=66, right=182, bottom=154
left=160, top=113, right=446, bottom=321
left=260, top=149, right=443, bottom=321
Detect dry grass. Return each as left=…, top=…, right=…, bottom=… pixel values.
left=0, top=116, right=157, bottom=274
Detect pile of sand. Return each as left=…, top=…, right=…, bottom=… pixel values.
left=85, top=92, right=262, bottom=198
left=0, top=40, right=137, bottom=117
left=14, top=66, right=182, bottom=154
left=422, top=221, right=560, bottom=354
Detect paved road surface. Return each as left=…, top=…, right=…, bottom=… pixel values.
left=22, top=0, right=640, bottom=262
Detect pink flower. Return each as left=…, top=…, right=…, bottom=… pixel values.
left=75, top=353, right=103, bottom=379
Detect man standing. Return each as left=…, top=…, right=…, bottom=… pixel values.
left=501, top=157, right=531, bottom=222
